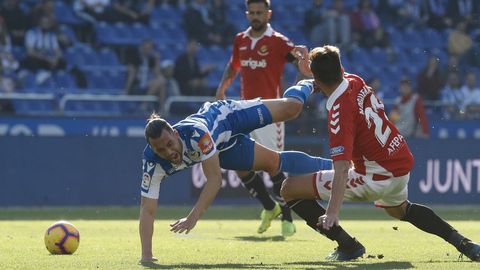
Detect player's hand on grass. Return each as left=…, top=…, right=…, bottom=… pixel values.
left=317, top=214, right=339, bottom=230
left=170, top=216, right=198, bottom=234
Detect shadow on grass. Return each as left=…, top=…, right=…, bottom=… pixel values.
left=139, top=260, right=415, bottom=269
left=233, top=235, right=286, bottom=242
left=140, top=262, right=276, bottom=269
left=286, top=260, right=415, bottom=269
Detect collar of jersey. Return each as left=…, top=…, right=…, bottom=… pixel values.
left=326, top=78, right=349, bottom=110
left=243, top=23, right=273, bottom=39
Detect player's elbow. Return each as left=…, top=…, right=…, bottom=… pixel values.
left=283, top=100, right=303, bottom=121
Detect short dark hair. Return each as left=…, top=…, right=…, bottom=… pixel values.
left=309, top=45, right=343, bottom=86
left=145, top=113, right=173, bottom=144
left=245, top=0, right=270, bottom=8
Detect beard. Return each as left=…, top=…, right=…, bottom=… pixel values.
left=250, top=20, right=267, bottom=32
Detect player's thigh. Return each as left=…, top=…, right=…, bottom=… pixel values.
left=262, top=98, right=303, bottom=122
left=251, top=141, right=280, bottom=175
left=281, top=174, right=318, bottom=201
left=218, top=134, right=255, bottom=171
left=227, top=99, right=272, bottom=134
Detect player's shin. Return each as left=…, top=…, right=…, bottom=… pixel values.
left=279, top=151, right=332, bottom=175
left=286, top=199, right=356, bottom=249
left=239, top=171, right=276, bottom=210
left=271, top=172, right=292, bottom=222
left=400, top=202, right=474, bottom=251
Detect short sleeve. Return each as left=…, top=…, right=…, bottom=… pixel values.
left=278, top=34, right=295, bottom=58
left=140, top=159, right=166, bottom=199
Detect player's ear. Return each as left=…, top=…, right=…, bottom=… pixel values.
left=267, top=9, right=272, bottom=19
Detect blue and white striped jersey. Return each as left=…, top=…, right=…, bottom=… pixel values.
left=141, top=99, right=271, bottom=199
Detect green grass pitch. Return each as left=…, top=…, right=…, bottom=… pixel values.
left=0, top=205, right=479, bottom=269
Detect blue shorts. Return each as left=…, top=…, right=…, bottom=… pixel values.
left=219, top=134, right=255, bottom=171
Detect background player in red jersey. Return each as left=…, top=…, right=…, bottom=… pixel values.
left=215, top=0, right=305, bottom=237
left=280, top=45, right=480, bottom=261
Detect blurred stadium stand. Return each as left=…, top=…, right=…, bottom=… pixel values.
left=0, top=0, right=479, bottom=139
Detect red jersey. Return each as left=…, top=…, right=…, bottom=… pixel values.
left=230, top=24, right=294, bottom=99
left=327, top=73, right=414, bottom=179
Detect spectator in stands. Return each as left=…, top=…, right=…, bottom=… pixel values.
left=160, top=60, right=181, bottom=99
left=305, top=0, right=351, bottom=48
left=460, top=71, right=480, bottom=116
left=462, top=31, right=480, bottom=68
left=111, top=0, right=155, bottom=24
left=29, top=1, right=72, bottom=49
left=441, top=71, right=464, bottom=118
left=363, top=26, right=390, bottom=49
left=183, top=0, right=222, bottom=46
left=174, top=39, right=214, bottom=96
left=30, top=0, right=56, bottom=26
left=0, top=17, right=19, bottom=75
left=448, top=21, right=473, bottom=59
left=394, top=0, right=429, bottom=29
left=367, top=77, right=384, bottom=100
left=125, top=39, right=167, bottom=109
left=0, top=64, right=15, bottom=113
left=21, top=16, right=67, bottom=72
left=74, top=0, right=113, bottom=23
left=208, top=0, right=236, bottom=47
left=447, top=0, right=479, bottom=30
left=425, top=0, right=452, bottom=30
left=350, top=0, right=380, bottom=48
left=0, top=0, right=28, bottom=46
left=416, top=55, right=445, bottom=101
left=389, top=77, right=429, bottom=138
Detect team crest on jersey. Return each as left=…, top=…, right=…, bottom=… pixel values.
left=198, top=134, right=214, bottom=154
left=141, top=172, right=151, bottom=191
left=257, top=45, right=269, bottom=56
left=187, top=150, right=201, bottom=161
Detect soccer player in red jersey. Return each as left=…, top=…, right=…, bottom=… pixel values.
left=215, top=0, right=304, bottom=237
left=281, top=45, right=480, bottom=261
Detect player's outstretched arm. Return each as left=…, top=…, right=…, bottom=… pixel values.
left=319, top=160, right=350, bottom=230
left=139, top=196, right=158, bottom=263
left=215, top=63, right=239, bottom=100
left=170, top=153, right=223, bottom=234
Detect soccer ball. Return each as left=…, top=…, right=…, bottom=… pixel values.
left=44, top=220, right=80, bottom=255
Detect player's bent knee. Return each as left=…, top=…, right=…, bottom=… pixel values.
left=280, top=178, right=294, bottom=202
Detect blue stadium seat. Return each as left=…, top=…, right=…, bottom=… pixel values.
left=421, top=28, right=443, bottom=49
left=369, top=47, right=388, bottom=66
left=403, top=28, right=423, bottom=49
left=97, top=48, right=119, bottom=66
left=59, top=24, right=77, bottom=43
left=54, top=71, right=77, bottom=90
left=55, top=1, right=83, bottom=25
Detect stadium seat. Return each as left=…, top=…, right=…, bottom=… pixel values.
left=97, top=48, right=119, bottom=67
left=54, top=71, right=77, bottom=90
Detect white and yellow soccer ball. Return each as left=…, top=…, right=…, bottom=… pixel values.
left=44, top=220, right=80, bottom=255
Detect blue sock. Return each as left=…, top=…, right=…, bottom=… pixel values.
left=279, top=151, right=332, bottom=175
left=283, top=80, right=314, bottom=104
